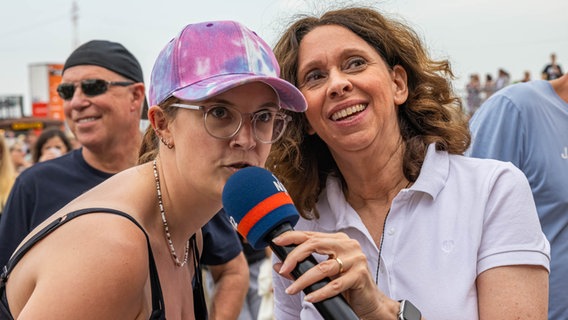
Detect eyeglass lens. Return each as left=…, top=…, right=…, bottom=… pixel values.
left=204, top=105, right=289, bottom=143
left=56, top=79, right=134, bottom=100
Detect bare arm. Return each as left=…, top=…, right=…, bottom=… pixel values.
left=9, top=214, right=150, bottom=319
left=477, top=265, right=549, bottom=319
left=207, top=252, right=249, bottom=320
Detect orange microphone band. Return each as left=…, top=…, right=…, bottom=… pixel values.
left=238, top=192, right=294, bottom=238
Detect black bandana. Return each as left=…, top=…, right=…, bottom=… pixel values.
left=63, top=40, right=144, bottom=83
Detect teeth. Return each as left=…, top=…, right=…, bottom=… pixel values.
left=331, top=104, right=366, bottom=121
left=77, top=117, right=97, bottom=123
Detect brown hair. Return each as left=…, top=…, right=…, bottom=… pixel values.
left=32, top=127, right=73, bottom=163
left=267, top=6, right=470, bottom=219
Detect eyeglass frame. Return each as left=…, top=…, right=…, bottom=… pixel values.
left=56, top=79, right=136, bottom=101
left=169, top=102, right=292, bottom=144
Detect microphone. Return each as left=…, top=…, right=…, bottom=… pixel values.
left=222, top=166, right=358, bottom=320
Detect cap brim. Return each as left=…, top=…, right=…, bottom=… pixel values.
left=171, top=74, right=307, bottom=112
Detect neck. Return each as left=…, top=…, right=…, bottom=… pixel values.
left=337, top=141, right=408, bottom=209
left=82, top=135, right=142, bottom=173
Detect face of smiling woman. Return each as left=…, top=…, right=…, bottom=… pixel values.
left=296, top=24, right=408, bottom=155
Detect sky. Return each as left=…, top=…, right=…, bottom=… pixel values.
left=1, top=0, right=567, bottom=116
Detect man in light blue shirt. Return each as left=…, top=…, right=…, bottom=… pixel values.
left=467, top=73, right=568, bottom=320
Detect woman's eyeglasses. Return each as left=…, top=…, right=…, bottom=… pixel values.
left=56, top=79, right=135, bottom=100
left=170, top=103, right=291, bottom=144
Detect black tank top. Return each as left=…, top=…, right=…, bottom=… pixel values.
left=0, top=208, right=207, bottom=320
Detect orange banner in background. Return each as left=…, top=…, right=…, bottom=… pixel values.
left=47, top=64, right=64, bottom=120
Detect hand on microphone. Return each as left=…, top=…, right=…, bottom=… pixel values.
left=273, top=229, right=401, bottom=319
left=223, top=166, right=400, bottom=319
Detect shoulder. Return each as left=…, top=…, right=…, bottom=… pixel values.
left=8, top=209, right=150, bottom=318
left=480, top=81, right=550, bottom=111
left=420, top=148, right=529, bottom=198
left=449, top=154, right=526, bottom=183
left=21, top=209, right=150, bottom=284
left=27, top=209, right=150, bottom=271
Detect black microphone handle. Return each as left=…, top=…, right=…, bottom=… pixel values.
left=267, top=223, right=359, bottom=320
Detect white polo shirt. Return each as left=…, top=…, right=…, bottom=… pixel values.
left=273, top=144, right=550, bottom=320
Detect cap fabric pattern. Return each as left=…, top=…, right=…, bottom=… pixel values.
left=149, top=20, right=306, bottom=112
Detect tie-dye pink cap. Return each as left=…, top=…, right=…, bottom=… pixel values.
left=149, top=20, right=307, bottom=112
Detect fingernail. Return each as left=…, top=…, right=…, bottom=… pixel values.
left=304, top=294, right=313, bottom=302
left=278, top=262, right=288, bottom=274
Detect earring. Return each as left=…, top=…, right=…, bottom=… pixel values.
left=159, top=137, right=174, bottom=149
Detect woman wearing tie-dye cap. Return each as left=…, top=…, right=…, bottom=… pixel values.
left=1, top=20, right=306, bottom=320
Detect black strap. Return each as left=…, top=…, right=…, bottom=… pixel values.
left=191, top=234, right=208, bottom=320
left=1, top=207, right=165, bottom=319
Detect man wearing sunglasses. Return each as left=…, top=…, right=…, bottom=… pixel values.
left=0, top=40, right=249, bottom=319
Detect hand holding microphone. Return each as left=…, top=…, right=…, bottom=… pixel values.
left=222, top=166, right=359, bottom=320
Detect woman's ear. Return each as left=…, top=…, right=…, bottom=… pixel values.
left=148, top=105, right=170, bottom=138
left=392, top=65, right=409, bottom=106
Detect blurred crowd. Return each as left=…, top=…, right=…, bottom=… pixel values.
left=465, top=52, right=563, bottom=116
left=0, top=127, right=79, bottom=215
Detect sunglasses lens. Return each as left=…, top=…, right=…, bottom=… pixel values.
left=57, top=84, right=76, bottom=100
left=81, top=79, right=108, bottom=96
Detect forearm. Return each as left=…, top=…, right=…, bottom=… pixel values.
left=207, top=253, right=250, bottom=320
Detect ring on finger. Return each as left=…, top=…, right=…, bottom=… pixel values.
left=335, top=257, right=344, bottom=274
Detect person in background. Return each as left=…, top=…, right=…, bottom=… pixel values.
left=0, top=20, right=306, bottom=319
left=203, top=228, right=268, bottom=320
left=465, top=73, right=482, bottom=116
left=482, top=73, right=496, bottom=102
left=495, top=68, right=510, bottom=91
left=256, top=251, right=275, bottom=320
left=31, top=127, right=73, bottom=163
left=0, top=40, right=146, bottom=267
left=0, top=38, right=250, bottom=320
left=200, top=210, right=249, bottom=320
left=23, top=130, right=39, bottom=164
left=542, top=52, right=563, bottom=80
left=8, top=141, right=30, bottom=174
left=468, top=72, right=568, bottom=319
left=236, top=236, right=272, bottom=320
left=0, top=134, right=16, bottom=218
left=267, top=6, right=549, bottom=319
left=521, top=70, right=531, bottom=83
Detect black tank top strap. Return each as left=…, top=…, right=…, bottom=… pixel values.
left=0, top=207, right=165, bottom=320
left=191, top=233, right=208, bottom=320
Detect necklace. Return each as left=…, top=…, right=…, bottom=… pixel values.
left=375, top=208, right=390, bottom=284
left=374, top=181, right=413, bottom=284
left=153, top=159, right=190, bottom=267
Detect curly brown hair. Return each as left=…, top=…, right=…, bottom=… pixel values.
left=267, top=6, right=470, bottom=219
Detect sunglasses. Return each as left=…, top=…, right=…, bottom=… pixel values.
left=56, top=79, right=135, bottom=100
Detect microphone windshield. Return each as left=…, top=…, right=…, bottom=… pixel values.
left=222, top=166, right=299, bottom=249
